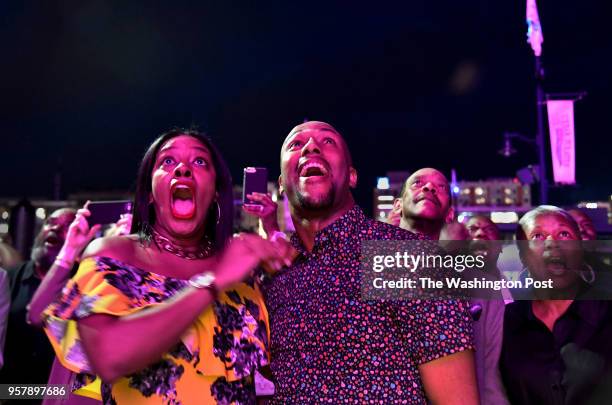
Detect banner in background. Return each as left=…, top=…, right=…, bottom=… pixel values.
left=546, top=100, right=576, bottom=185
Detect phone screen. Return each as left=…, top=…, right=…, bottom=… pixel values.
left=242, top=167, right=268, bottom=206
left=87, top=200, right=132, bottom=227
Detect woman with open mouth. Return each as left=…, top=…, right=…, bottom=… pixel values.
left=500, top=205, right=612, bottom=405
left=41, top=128, right=290, bottom=405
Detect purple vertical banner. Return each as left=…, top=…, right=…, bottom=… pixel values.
left=546, top=100, right=576, bottom=185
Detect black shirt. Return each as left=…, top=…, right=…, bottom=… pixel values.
left=0, top=261, right=55, bottom=386
left=501, top=299, right=612, bottom=405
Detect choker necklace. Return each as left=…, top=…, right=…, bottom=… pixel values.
left=151, top=228, right=213, bottom=260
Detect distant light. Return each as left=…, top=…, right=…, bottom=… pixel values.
left=586, top=202, right=598, bottom=209
left=491, top=211, right=519, bottom=223
left=35, top=208, right=46, bottom=220
left=452, top=186, right=460, bottom=194
left=376, top=177, right=390, bottom=190
left=475, top=187, right=484, bottom=196
left=377, top=195, right=395, bottom=201
left=1, top=211, right=8, bottom=220
left=271, top=193, right=278, bottom=202
left=379, top=211, right=386, bottom=218
left=457, top=213, right=467, bottom=223
left=475, top=197, right=486, bottom=205
left=504, top=197, right=514, bottom=205
left=504, top=188, right=512, bottom=195
left=0, top=224, right=8, bottom=233
left=377, top=204, right=395, bottom=210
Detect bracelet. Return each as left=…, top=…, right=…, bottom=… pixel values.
left=56, top=247, right=78, bottom=264
left=54, top=257, right=73, bottom=269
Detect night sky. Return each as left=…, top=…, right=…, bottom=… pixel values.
left=1, top=1, right=610, bottom=212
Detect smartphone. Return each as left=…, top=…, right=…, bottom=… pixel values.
left=242, top=167, right=268, bottom=207
left=87, top=200, right=133, bottom=227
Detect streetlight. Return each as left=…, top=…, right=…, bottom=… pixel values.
left=498, top=131, right=547, bottom=203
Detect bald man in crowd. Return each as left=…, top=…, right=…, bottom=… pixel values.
left=261, top=122, right=478, bottom=404
left=393, top=168, right=454, bottom=240
left=394, top=170, right=510, bottom=404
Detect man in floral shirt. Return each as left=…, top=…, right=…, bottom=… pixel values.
left=261, top=121, right=478, bottom=404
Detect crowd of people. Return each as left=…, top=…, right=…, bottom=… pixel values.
left=0, top=122, right=610, bottom=405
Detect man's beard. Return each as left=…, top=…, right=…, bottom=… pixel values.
left=30, top=238, right=58, bottom=270
left=294, top=187, right=335, bottom=211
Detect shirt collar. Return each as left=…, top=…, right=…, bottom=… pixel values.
left=22, top=260, right=38, bottom=281
left=290, top=204, right=365, bottom=254
left=523, top=299, right=608, bottom=328
left=566, top=300, right=609, bottom=327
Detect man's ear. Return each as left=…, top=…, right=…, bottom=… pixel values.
left=392, top=197, right=402, bottom=214
left=278, top=175, right=284, bottom=195
left=445, top=206, right=455, bottom=224
left=349, top=167, right=358, bottom=188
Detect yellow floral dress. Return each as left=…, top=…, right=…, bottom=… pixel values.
left=43, top=256, right=269, bottom=405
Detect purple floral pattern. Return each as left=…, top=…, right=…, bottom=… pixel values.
left=45, top=256, right=269, bottom=405
left=97, top=258, right=188, bottom=306
left=211, top=376, right=256, bottom=405
left=211, top=296, right=268, bottom=381
left=128, top=358, right=184, bottom=401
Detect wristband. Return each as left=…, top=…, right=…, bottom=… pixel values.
left=56, top=246, right=78, bottom=264
left=54, top=257, right=73, bottom=269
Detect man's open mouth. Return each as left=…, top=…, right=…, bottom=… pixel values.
left=298, top=161, right=329, bottom=178
left=171, top=184, right=195, bottom=219
left=44, top=233, right=60, bottom=247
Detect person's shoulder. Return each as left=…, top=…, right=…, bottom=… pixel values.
left=81, top=234, right=138, bottom=262
left=4, top=261, right=29, bottom=287
left=0, top=267, right=7, bottom=286
left=363, top=217, right=425, bottom=241
left=0, top=242, right=22, bottom=268
left=502, top=299, right=530, bottom=329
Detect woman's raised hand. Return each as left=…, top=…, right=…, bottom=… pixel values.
left=214, top=233, right=293, bottom=290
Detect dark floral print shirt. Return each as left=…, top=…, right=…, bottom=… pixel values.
left=261, top=205, right=475, bottom=404
left=44, top=256, right=269, bottom=405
